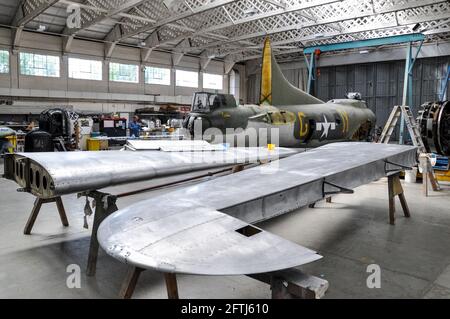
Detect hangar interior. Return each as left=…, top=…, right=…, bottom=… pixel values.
left=0, top=0, right=450, bottom=299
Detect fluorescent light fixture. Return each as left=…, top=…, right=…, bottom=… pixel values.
left=37, top=25, right=46, bottom=32
left=244, top=8, right=258, bottom=16
left=359, top=50, right=369, bottom=54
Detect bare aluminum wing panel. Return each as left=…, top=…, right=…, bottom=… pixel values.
left=101, top=206, right=321, bottom=275
left=98, top=142, right=417, bottom=275
left=125, top=139, right=226, bottom=151
left=3, top=147, right=295, bottom=198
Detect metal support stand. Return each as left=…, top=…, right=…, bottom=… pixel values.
left=119, top=266, right=145, bottom=299
left=388, top=173, right=410, bottom=225
left=78, top=190, right=118, bottom=276
left=164, top=273, right=179, bottom=299
left=23, top=196, right=69, bottom=235
left=119, top=267, right=327, bottom=299
left=249, top=269, right=328, bottom=299
left=119, top=267, right=180, bottom=299
left=84, top=165, right=248, bottom=278
left=309, top=180, right=353, bottom=208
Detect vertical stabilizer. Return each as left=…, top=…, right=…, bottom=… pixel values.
left=259, top=38, right=324, bottom=106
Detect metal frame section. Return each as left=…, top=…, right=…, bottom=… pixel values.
left=3, top=1, right=449, bottom=64
left=103, top=0, right=239, bottom=58
left=11, top=0, right=59, bottom=50
left=61, top=0, right=150, bottom=53
left=12, top=0, right=59, bottom=27
left=439, top=65, right=450, bottom=101
left=399, top=39, right=423, bottom=144
left=97, top=142, right=417, bottom=276
left=302, top=33, right=426, bottom=54
left=205, top=0, right=450, bottom=61
left=3, top=147, right=296, bottom=198
left=303, top=33, right=425, bottom=96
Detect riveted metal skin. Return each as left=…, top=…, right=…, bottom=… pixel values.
left=3, top=147, right=296, bottom=198
left=98, top=142, right=417, bottom=276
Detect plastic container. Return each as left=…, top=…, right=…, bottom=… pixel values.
left=405, top=167, right=418, bottom=183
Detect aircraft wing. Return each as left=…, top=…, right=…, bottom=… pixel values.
left=99, top=206, right=321, bottom=275
left=3, top=146, right=295, bottom=198
left=98, top=142, right=417, bottom=275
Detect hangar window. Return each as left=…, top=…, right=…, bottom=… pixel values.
left=109, top=62, right=139, bottom=83
left=69, top=58, right=102, bottom=81
left=203, top=73, right=223, bottom=90
left=20, top=52, right=60, bottom=77
left=145, top=66, right=171, bottom=85
left=176, top=69, right=198, bottom=88
left=0, top=50, right=9, bottom=73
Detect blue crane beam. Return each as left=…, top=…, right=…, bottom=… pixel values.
left=304, top=33, right=425, bottom=54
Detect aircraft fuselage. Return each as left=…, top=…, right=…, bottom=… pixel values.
left=184, top=98, right=375, bottom=147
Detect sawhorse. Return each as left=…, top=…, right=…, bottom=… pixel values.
left=119, top=266, right=329, bottom=299
left=23, top=196, right=69, bottom=235
left=22, top=191, right=117, bottom=277
left=20, top=164, right=256, bottom=279
left=388, top=172, right=410, bottom=225
left=308, top=172, right=410, bottom=225
left=78, top=190, right=118, bottom=276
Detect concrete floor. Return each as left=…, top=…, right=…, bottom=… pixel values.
left=1, top=161, right=450, bottom=299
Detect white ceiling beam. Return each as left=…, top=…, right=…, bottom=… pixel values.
left=62, top=0, right=149, bottom=36
left=103, top=0, right=237, bottom=58
left=262, top=0, right=286, bottom=9
left=12, top=27, right=24, bottom=53
left=188, top=0, right=448, bottom=52
left=230, top=15, right=450, bottom=61
left=224, top=55, right=235, bottom=74
left=200, top=50, right=213, bottom=70
left=12, top=0, right=59, bottom=27
left=140, top=31, right=160, bottom=62
left=104, top=41, right=116, bottom=59
left=107, top=0, right=239, bottom=43
left=62, top=34, right=74, bottom=53
left=154, top=0, right=339, bottom=50
left=199, top=0, right=339, bottom=35
left=172, top=39, right=191, bottom=66
left=11, top=0, right=59, bottom=50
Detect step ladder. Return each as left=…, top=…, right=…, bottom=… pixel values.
left=379, top=105, right=440, bottom=193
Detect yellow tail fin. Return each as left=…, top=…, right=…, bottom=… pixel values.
left=259, top=38, right=324, bottom=106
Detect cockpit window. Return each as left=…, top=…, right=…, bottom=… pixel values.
left=192, top=93, right=209, bottom=112
left=210, top=94, right=223, bottom=109
left=191, top=92, right=237, bottom=112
